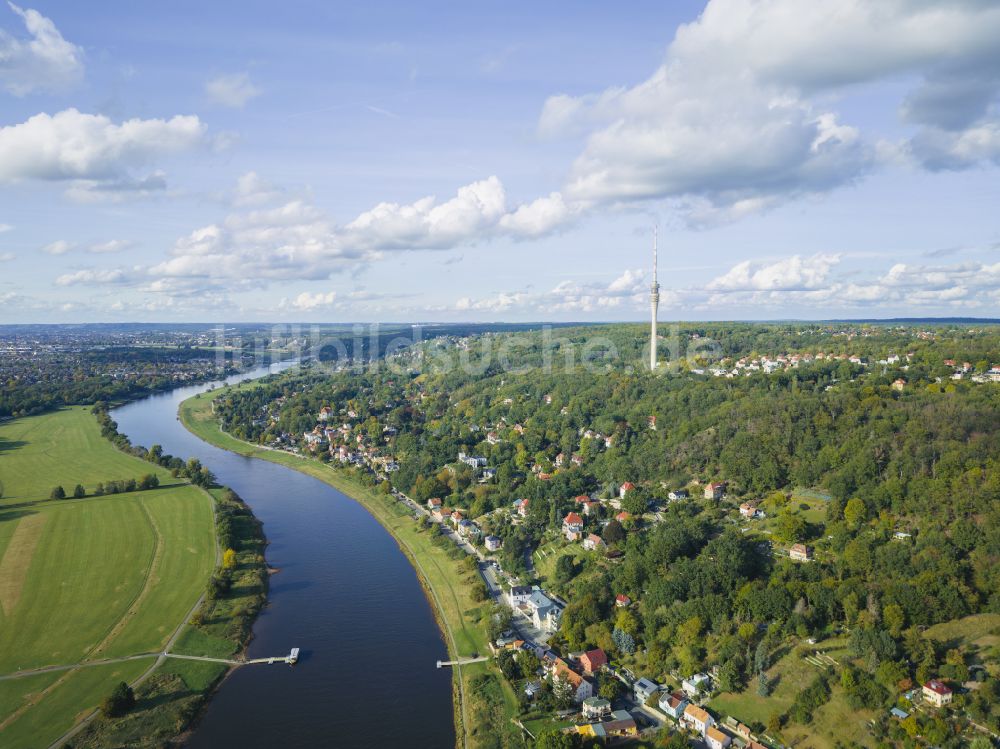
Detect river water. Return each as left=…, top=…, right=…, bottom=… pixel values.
left=110, top=363, right=455, bottom=748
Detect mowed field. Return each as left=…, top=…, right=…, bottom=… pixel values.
left=0, top=407, right=216, bottom=748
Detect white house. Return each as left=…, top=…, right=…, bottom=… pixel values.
left=681, top=704, right=714, bottom=736
left=484, top=535, right=502, bottom=552
left=582, top=533, right=606, bottom=551
left=706, top=726, right=732, bottom=749
left=633, top=678, right=659, bottom=704
left=508, top=585, right=533, bottom=606
left=682, top=672, right=711, bottom=697
left=658, top=691, right=688, bottom=720
left=582, top=696, right=612, bottom=720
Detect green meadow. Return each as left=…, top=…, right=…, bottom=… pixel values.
left=0, top=407, right=216, bottom=747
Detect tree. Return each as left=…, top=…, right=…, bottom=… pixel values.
left=50, top=486, right=65, bottom=500
left=554, top=554, right=578, bottom=585
left=757, top=670, right=771, bottom=697
left=844, top=497, right=867, bottom=527
left=535, top=730, right=575, bottom=749
left=73, top=484, right=86, bottom=499
left=883, top=603, right=905, bottom=637
left=603, top=519, right=625, bottom=545
left=139, top=474, right=159, bottom=490
left=612, top=627, right=635, bottom=655
left=100, top=681, right=135, bottom=717
left=754, top=639, right=770, bottom=674
left=598, top=675, right=620, bottom=701
left=222, top=548, right=237, bottom=570
left=551, top=678, right=575, bottom=710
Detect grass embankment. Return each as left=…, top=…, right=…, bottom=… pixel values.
left=179, top=389, right=524, bottom=749
left=0, top=406, right=266, bottom=749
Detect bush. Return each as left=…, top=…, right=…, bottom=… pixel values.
left=50, top=486, right=65, bottom=500
left=100, top=681, right=135, bottom=717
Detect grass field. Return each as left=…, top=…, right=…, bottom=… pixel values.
left=0, top=407, right=217, bottom=747
left=0, top=406, right=178, bottom=505
left=180, top=389, right=524, bottom=749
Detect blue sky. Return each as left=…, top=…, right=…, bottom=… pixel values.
left=1, top=0, right=999, bottom=322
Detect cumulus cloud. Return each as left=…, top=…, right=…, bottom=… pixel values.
left=707, top=254, right=841, bottom=292
left=0, top=3, right=83, bottom=95
left=0, top=251, right=13, bottom=261
left=41, top=239, right=73, bottom=255
left=541, top=0, right=1000, bottom=222
left=233, top=171, right=283, bottom=206
left=0, top=110, right=205, bottom=196
left=87, top=239, right=132, bottom=253
left=0, top=222, right=12, bottom=232
left=55, top=268, right=134, bottom=286
left=205, top=72, right=260, bottom=108
left=280, top=290, right=338, bottom=311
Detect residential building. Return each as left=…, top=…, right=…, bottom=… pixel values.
left=427, top=497, right=442, bottom=510
left=581, top=696, right=612, bottom=720
left=508, top=585, right=533, bottom=607
left=658, top=691, right=688, bottom=720
left=633, top=677, right=659, bottom=704
left=577, top=710, right=638, bottom=739
left=563, top=511, right=584, bottom=540
left=515, top=498, right=529, bottom=517
left=619, top=482, right=636, bottom=498
left=922, top=679, right=953, bottom=707
left=681, top=704, right=714, bottom=735
left=706, top=726, right=732, bottom=749
left=704, top=482, right=727, bottom=500
left=579, top=648, right=607, bottom=675
left=551, top=658, right=593, bottom=703
left=789, top=543, right=813, bottom=561
left=582, top=533, right=606, bottom=551
left=615, top=594, right=631, bottom=608
left=739, top=501, right=760, bottom=519
left=682, top=672, right=711, bottom=697
left=668, top=489, right=689, bottom=501
left=484, top=535, right=502, bottom=552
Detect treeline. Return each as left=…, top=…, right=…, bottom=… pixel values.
left=93, top=403, right=215, bottom=487
left=49, top=474, right=160, bottom=500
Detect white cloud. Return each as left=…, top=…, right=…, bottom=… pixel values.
left=41, top=239, right=73, bottom=255
left=0, top=251, right=13, bottom=261
left=0, top=222, right=11, bottom=232
left=707, top=254, right=840, bottom=292
left=233, top=171, right=283, bottom=206
left=88, top=239, right=132, bottom=253
left=0, top=3, right=83, bottom=95
left=205, top=72, right=260, bottom=108
left=281, top=291, right=338, bottom=311
left=0, top=110, right=205, bottom=188
left=541, top=0, right=1000, bottom=222
left=55, top=268, right=133, bottom=286
left=497, top=192, right=575, bottom=238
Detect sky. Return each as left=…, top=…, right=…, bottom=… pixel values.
left=1, top=0, right=1000, bottom=323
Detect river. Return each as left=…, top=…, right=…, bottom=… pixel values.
left=110, top=363, right=456, bottom=748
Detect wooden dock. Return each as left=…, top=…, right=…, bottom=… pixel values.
left=437, top=656, right=489, bottom=668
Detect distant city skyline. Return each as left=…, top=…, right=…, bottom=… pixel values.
left=1, top=1, right=1000, bottom=323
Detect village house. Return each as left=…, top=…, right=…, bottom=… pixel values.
left=922, top=679, right=953, bottom=707
left=668, top=489, right=689, bottom=501
left=579, top=648, right=607, bottom=675
left=892, top=378, right=907, bottom=391
left=563, top=511, right=584, bottom=541
left=615, top=511, right=631, bottom=523
left=619, top=482, right=636, bottom=498
left=431, top=507, right=449, bottom=523
left=704, top=481, right=727, bottom=500
left=681, top=704, right=715, bottom=736
left=739, top=501, right=760, bottom=519
left=577, top=710, right=638, bottom=739
left=615, top=594, right=631, bottom=608
left=682, top=672, right=712, bottom=697
left=450, top=510, right=465, bottom=527
left=789, top=543, right=813, bottom=561
left=551, top=658, right=593, bottom=703
left=554, top=452, right=565, bottom=467
left=484, top=535, right=502, bottom=552
left=528, top=590, right=562, bottom=632
left=581, top=696, right=612, bottom=720
left=515, top=498, right=529, bottom=517
left=633, top=677, right=659, bottom=704
left=582, top=533, right=606, bottom=551
left=427, top=497, right=442, bottom=511
left=706, top=725, right=732, bottom=749
left=457, top=519, right=480, bottom=538
left=657, top=691, right=689, bottom=720
left=508, top=585, right=534, bottom=607
left=318, top=406, right=333, bottom=421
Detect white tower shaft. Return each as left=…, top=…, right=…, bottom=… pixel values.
left=650, top=226, right=659, bottom=371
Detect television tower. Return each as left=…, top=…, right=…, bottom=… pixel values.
left=650, top=225, right=660, bottom=371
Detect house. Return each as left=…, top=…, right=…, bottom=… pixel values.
left=529, top=591, right=563, bottom=632
left=619, top=482, right=636, bottom=498
left=648, top=415, right=657, bottom=430
left=508, top=585, right=533, bottom=606
left=580, top=499, right=599, bottom=516
left=615, top=511, right=632, bottom=523
left=922, top=679, right=953, bottom=707
left=704, top=482, right=727, bottom=500
left=551, top=658, right=593, bottom=703
left=682, top=672, right=711, bottom=697
left=890, top=707, right=910, bottom=720
left=582, top=533, right=606, bottom=551
left=318, top=406, right=333, bottom=421
left=892, top=378, right=907, bottom=391
left=658, top=691, right=688, bottom=720
left=554, top=452, right=565, bottom=467
left=484, top=535, right=502, bottom=552
left=582, top=696, right=612, bottom=720
left=681, top=704, right=715, bottom=735
left=524, top=680, right=543, bottom=699
left=706, top=726, right=732, bottom=749
left=450, top=510, right=465, bottom=526
left=515, top=498, right=529, bottom=517
left=789, top=543, right=813, bottom=561
left=633, top=677, right=659, bottom=704
left=577, top=710, right=638, bottom=739
left=668, top=489, right=689, bottom=501
left=739, top=501, right=760, bottom=519
left=427, top=497, right=442, bottom=510
left=615, top=594, right=631, bottom=608
left=563, top=512, right=584, bottom=541
left=457, top=451, right=488, bottom=469
left=457, top=519, right=480, bottom=538
left=579, top=648, right=607, bottom=675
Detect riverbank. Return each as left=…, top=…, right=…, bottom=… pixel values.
left=178, top=389, right=524, bottom=749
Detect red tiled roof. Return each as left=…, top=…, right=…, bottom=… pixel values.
left=924, top=679, right=952, bottom=695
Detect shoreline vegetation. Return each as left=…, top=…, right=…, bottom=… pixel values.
left=69, top=408, right=270, bottom=748
left=178, top=387, right=524, bottom=749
